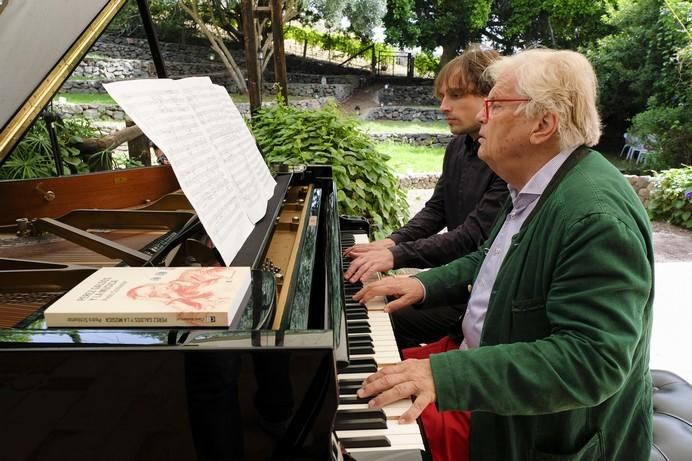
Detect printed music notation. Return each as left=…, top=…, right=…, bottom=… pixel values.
left=104, top=77, right=276, bottom=265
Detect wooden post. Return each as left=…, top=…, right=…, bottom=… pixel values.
left=371, top=46, right=377, bottom=75
left=270, top=0, right=289, bottom=103
left=241, top=0, right=261, bottom=115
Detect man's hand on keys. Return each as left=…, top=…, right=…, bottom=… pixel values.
left=353, top=276, right=424, bottom=313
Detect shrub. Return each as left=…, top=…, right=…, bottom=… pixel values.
left=0, top=118, right=113, bottom=180
left=630, top=104, right=692, bottom=169
left=251, top=103, right=409, bottom=239
left=648, top=165, right=692, bottom=229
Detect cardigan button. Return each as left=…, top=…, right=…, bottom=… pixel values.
left=467, top=284, right=473, bottom=293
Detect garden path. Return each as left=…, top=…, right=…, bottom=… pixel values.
left=339, top=83, right=383, bottom=117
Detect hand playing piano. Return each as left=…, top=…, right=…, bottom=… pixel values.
left=352, top=276, right=424, bottom=313
left=357, top=359, right=436, bottom=424
left=344, top=248, right=395, bottom=283
left=343, top=238, right=395, bottom=257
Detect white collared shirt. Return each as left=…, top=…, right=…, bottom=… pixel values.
left=459, top=146, right=577, bottom=350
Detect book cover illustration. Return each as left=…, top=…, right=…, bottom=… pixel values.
left=44, top=266, right=252, bottom=328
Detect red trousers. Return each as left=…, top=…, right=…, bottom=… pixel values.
left=402, top=336, right=471, bottom=461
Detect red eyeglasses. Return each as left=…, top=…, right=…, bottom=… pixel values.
left=483, top=98, right=531, bottom=120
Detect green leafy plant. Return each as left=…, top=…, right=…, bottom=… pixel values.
left=631, top=104, right=692, bottom=170
left=648, top=165, right=692, bottom=229
left=285, top=25, right=395, bottom=62
left=413, top=51, right=440, bottom=78
left=251, top=102, right=409, bottom=239
left=0, top=117, right=113, bottom=180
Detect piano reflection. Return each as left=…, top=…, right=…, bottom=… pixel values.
left=0, top=1, right=425, bottom=460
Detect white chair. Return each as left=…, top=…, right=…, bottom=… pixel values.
left=636, top=148, right=652, bottom=164
left=620, top=133, right=637, bottom=160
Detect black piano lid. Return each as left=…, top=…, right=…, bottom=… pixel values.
left=0, top=0, right=128, bottom=163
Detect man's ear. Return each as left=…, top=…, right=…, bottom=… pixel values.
left=530, top=112, right=559, bottom=145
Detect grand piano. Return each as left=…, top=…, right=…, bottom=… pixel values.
left=0, top=1, right=424, bottom=460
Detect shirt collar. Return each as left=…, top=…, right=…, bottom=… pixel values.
left=508, top=145, right=578, bottom=208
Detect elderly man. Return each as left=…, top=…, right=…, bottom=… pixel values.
left=354, top=48, right=654, bottom=461
left=345, top=45, right=508, bottom=349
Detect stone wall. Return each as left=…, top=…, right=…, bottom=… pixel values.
left=73, top=58, right=154, bottom=80
left=398, top=173, right=440, bottom=189
left=55, top=97, right=325, bottom=121
left=625, top=174, right=656, bottom=208
left=398, top=172, right=657, bottom=208
left=365, top=106, right=445, bottom=121
left=380, top=86, right=437, bottom=106
left=369, top=133, right=453, bottom=147
left=91, top=33, right=231, bottom=64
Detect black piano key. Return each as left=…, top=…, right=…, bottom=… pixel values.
left=339, top=383, right=362, bottom=395
left=335, top=409, right=387, bottom=431
left=339, top=395, right=372, bottom=405
left=342, top=358, right=378, bottom=374
left=348, top=336, right=373, bottom=345
left=348, top=336, right=374, bottom=346
left=339, top=378, right=366, bottom=387
left=337, top=408, right=386, bottom=420
left=340, top=436, right=391, bottom=449
left=348, top=324, right=371, bottom=334
left=346, top=311, right=368, bottom=321
left=349, top=345, right=375, bottom=355
left=335, top=417, right=388, bottom=431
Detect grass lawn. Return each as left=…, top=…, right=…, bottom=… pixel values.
left=376, top=142, right=445, bottom=174
left=360, top=120, right=449, bottom=134
left=56, top=93, right=116, bottom=105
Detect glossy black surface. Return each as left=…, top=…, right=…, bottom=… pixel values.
left=0, top=167, right=346, bottom=460
left=0, top=344, right=337, bottom=461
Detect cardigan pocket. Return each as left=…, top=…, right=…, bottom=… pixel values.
left=510, top=297, right=551, bottom=342
left=531, top=431, right=604, bottom=461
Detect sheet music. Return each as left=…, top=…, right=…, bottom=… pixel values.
left=103, top=79, right=265, bottom=265
left=176, top=77, right=275, bottom=222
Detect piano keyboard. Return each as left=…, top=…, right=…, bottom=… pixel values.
left=336, top=231, right=426, bottom=455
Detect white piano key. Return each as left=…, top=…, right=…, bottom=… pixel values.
left=342, top=232, right=426, bottom=456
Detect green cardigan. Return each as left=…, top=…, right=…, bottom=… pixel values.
left=416, top=148, right=654, bottom=460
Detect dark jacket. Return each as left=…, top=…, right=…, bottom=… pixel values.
left=389, top=135, right=507, bottom=269
left=417, top=148, right=654, bottom=460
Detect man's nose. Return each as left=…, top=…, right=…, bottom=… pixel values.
left=475, top=107, right=487, bottom=124
left=439, top=96, right=450, bottom=112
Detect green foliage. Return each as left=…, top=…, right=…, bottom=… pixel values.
left=251, top=103, right=409, bottom=239
left=648, top=165, right=692, bottom=229
left=413, top=51, right=440, bottom=78
left=631, top=104, right=692, bottom=169
left=108, top=0, right=201, bottom=43
left=305, top=0, right=386, bottom=40
left=285, top=25, right=394, bottom=61
left=588, top=0, right=691, bottom=166
left=383, top=0, right=492, bottom=62
left=489, top=0, right=615, bottom=52
left=0, top=118, right=113, bottom=180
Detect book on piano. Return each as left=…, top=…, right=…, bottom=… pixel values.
left=43, top=266, right=251, bottom=328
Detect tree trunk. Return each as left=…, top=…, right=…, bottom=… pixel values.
left=77, top=125, right=144, bottom=155
left=439, top=42, right=460, bottom=69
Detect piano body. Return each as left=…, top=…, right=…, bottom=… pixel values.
left=0, top=1, right=424, bottom=460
